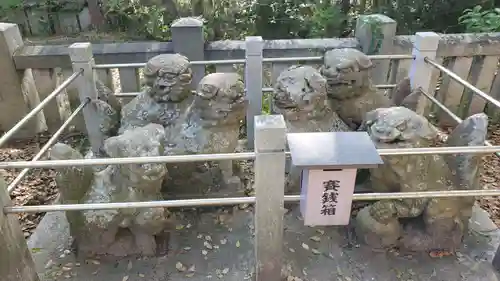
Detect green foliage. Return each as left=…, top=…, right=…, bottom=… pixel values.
left=103, top=0, right=170, bottom=40
left=377, top=0, right=490, bottom=34
left=253, top=0, right=345, bottom=39
left=459, top=5, right=500, bottom=32
left=358, top=16, right=384, bottom=54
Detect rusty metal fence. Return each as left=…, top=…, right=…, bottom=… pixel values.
left=2, top=32, right=500, bottom=281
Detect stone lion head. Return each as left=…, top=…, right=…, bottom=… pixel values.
left=103, top=124, right=167, bottom=183
left=192, top=73, right=247, bottom=126
left=273, top=65, right=330, bottom=121
left=143, top=54, right=193, bottom=103
left=359, top=107, right=438, bottom=148
left=320, top=48, right=373, bottom=100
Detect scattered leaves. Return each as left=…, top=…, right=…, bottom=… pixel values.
left=176, top=262, right=187, bottom=272
left=204, top=241, right=213, bottom=249
left=309, top=236, right=321, bottom=242
left=122, top=276, right=129, bottom=281
left=236, top=240, right=241, bottom=248
left=311, top=248, right=321, bottom=255
left=302, top=243, right=310, bottom=250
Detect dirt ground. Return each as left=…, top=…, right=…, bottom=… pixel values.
left=1, top=132, right=86, bottom=237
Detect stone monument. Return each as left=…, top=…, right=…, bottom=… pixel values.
left=162, top=72, right=247, bottom=198
left=355, top=106, right=488, bottom=252
left=119, top=54, right=193, bottom=134
left=49, top=124, right=173, bottom=258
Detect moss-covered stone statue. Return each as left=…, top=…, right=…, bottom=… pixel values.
left=162, top=72, right=247, bottom=198
left=49, top=124, right=173, bottom=258
left=320, top=48, right=392, bottom=130
left=272, top=65, right=351, bottom=192
left=355, top=107, right=487, bottom=252
left=119, top=54, right=193, bottom=134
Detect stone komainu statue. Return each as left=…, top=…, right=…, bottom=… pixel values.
left=355, top=106, right=488, bottom=252
left=49, top=124, right=173, bottom=258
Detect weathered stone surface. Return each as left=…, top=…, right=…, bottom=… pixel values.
left=272, top=65, right=350, bottom=192
left=391, top=77, right=420, bottom=111
left=320, top=48, right=392, bottom=129
left=49, top=124, right=173, bottom=258
left=162, top=72, right=247, bottom=197
left=273, top=65, right=350, bottom=133
left=355, top=107, right=487, bottom=252
left=96, top=79, right=121, bottom=114
left=119, top=54, right=193, bottom=134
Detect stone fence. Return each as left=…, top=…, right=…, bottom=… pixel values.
left=1, top=14, right=500, bottom=139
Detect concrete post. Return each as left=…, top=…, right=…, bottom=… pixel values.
left=409, top=32, right=440, bottom=115
left=0, top=23, right=46, bottom=138
left=69, top=43, right=105, bottom=155
left=171, top=17, right=205, bottom=88
left=245, top=36, right=264, bottom=149
left=0, top=176, right=40, bottom=281
left=254, top=114, right=286, bottom=281
left=355, top=14, right=397, bottom=84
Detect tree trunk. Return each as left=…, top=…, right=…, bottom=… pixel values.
left=87, top=0, right=105, bottom=28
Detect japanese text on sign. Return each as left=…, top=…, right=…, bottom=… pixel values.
left=321, top=179, right=339, bottom=216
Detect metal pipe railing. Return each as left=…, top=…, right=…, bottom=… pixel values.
left=261, top=84, right=397, bottom=93
left=93, top=55, right=415, bottom=70
left=0, top=146, right=499, bottom=170
left=5, top=187, right=500, bottom=214
left=0, top=70, right=83, bottom=148
left=419, top=89, right=499, bottom=154
left=7, top=99, right=89, bottom=193
left=116, top=83, right=399, bottom=98
left=424, top=57, right=500, bottom=110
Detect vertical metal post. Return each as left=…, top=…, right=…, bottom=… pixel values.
left=0, top=176, right=40, bottom=281
left=245, top=36, right=264, bottom=149
left=409, top=32, right=440, bottom=115
left=254, top=114, right=287, bottom=281
left=171, top=17, right=205, bottom=88
left=69, top=43, right=104, bottom=155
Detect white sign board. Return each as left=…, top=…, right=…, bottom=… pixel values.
left=300, top=168, right=357, bottom=226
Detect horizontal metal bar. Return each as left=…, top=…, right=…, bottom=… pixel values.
left=376, top=84, right=397, bottom=89
left=94, top=63, right=146, bottom=69
left=369, top=54, right=415, bottom=60
left=262, top=57, right=322, bottom=63
left=262, top=84, right=398, bottom=92
left=94, top=55, right=415, bottom=69
left=190, top=59, right=246, bottom=65
left=262, top=54, right=414, bottom=63
left=0, top=152, right=257, bottom=169
left=115, top=92, right=140, bottom=97
left=116, top=90, right=201, bottom=98
left=4, top=197, right=256, bottom=213
left=5, top=188, right=499, bottom=214
left=0, top=146, right=499, bottom=169
left=7, top=99, right=89, bottom=194
left=0, top=70, right=83, bottom=148
left=375, top=145, right=500, bottom=156
left=94, top=59, right=246, bottom=69
left=424, top=57, right=500, bottom=110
